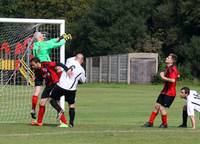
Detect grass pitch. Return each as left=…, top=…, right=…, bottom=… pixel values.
left=0, top=83, right=200, bottom=144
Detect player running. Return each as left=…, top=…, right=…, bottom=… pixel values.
left=179, top=87, right=200, bottom=129
left=49, top=53, right=86, bottom=128
left=31, top=31, right=72, bottom=121
left=30, top=57, right=71, bottom=126
left=144, top=53, right=179, bottom=128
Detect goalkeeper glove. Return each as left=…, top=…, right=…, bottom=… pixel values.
left=59, top=33, right=72, bottom=41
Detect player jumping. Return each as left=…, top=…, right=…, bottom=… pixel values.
left=143, top=53, right=179, bottom=128
left=30, top=57, right=72, bottom=126
left=31, top=31, right=72, bottom=122
left=49, top=53, right=86, bottom=128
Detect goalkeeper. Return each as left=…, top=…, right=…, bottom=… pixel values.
left=33, top=32, right=72, bottom=62
left=31, top=32, right=72, bottom=122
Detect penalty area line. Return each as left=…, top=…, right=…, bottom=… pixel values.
left=0, top=130, right=132, bottom=137
left=0, top=130, right=149, bottom=137
left=0, top=129, right=198, bottom=137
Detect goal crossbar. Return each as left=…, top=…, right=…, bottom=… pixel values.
left=0, top=18, right=65, bottom=64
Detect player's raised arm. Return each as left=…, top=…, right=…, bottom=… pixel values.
left=55, top=62, right=70, bottom=72
left=47, top=33, right=72, bottom=49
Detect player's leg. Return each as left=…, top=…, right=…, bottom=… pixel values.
left=36, top=85, right=56, bottom=126
left=159, top=105, right=168, bottom=128
left=159, top=95, right=175, bottom=128
left=49, top=85, right=64, bottom=113
left=49, top=85, right=68, bottom=127
left=68, top=104, right=75, bottom=128
left=31, top=69, right=43, bottom=121
left=178, top=105, right=187, bottom=127
left=36, top=98, right=48, bottom=126
left=31, top=86, right=42, bottom=121
left=144, top=94, right=163, bottom=127
left=190, top=116, right=196, bottom=129
left=144, top=103, right=160, bottom=127
left=65, top=90, right=76, bottom=128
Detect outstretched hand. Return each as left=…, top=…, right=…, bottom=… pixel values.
left=62, top=33, right=72, bottom=40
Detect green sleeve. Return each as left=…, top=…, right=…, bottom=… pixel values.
left=46, top=38, right=66, bottom=49
left=33, top=43, right=37, bottom=57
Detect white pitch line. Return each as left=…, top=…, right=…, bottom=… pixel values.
left=0, top=129, right=198, bottom=137
left=0, top=130, right=131, bottom=137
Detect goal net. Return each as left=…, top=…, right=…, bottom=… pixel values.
left=0, top=18, right=65, bottom=123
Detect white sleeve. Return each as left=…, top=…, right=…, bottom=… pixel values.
left=79, top=70, right=86, bottom=83
left=187, top=101, right=195, bottom=116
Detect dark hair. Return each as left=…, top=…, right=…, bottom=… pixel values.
left=30, top=57, right=41, bottom=63
left=181, top=87, right=190, bottom=95
left=169, top=53, right=177, bottom=64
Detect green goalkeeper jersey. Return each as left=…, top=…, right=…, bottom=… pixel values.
left=33, top=38, right=65, bottom=62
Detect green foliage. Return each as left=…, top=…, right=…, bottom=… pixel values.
left=72, top=0, right=155, bottom=56
left=176, top=36, right=200, bottom=78
left=135, top=34, right=163, bottom=53
left=0, top=0, right=200, bottom=78
left=177, top=63, right=193, bottom=80
left=151, top=74, right=162, bottom=84
left=0, top=0, right=93, bottom=27
left=151, top=57, right=166, bottom=84
left=149, top=0, right=200, bottom=79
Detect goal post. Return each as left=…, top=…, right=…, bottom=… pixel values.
left=0, top=18, right=65, bottom=123
left=0, top=18, right=65, bottom=62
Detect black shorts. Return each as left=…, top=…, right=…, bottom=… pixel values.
left=34, top=69, right=43, bottom=86
left=156, top=94, right=175, bottom=108
left=41, top=84, right=56, bottom=99
left=50, top=85, right=76, bottom=105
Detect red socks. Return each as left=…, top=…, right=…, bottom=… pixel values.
left=37, top=106, right=67, bottom=125
left=148, top=111, right=158, bottom=124
left=60, top=113, right=67, bottom=124
left=148, top=111, right=167, bottom=125
left=162, top=115, right=167, bottom=125
left=32, top=95, right=38, bottom=110
left=37, top=105, right=45, bottom=124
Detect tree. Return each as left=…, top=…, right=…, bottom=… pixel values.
left=176, top=36, right=200, bottom=78
left=0, top=0, right=93, bottom=28
left=0, top=0, right=93, bottom=57
left=72, top=0, right=156, bottom=56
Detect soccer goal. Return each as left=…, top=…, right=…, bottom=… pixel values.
left=0, top=18, right=65, bottom=123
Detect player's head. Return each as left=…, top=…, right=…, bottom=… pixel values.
left=165, top=53, right=177, bottom=65
left=30, top=57, right=42, bottom=69
left=180, top=87, right=190, bottom=99
left=34, top=32, right=44, bottom=41
left=75, top=53, right=84, bottom=64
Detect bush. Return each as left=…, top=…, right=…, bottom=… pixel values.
left=176, top=36, right=200, bottom=78
left=151, top=73, right=162, bottom=84
left=178, top=63, right=193, bottom=80
left=151, top=58, right=165, bottom=84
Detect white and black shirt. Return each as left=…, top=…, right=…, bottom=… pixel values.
left=187, top=90, right=200, bottom=116
left=65, top=56, right=75, bottom=65
left=57, top=57, right=86, bottom=91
